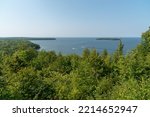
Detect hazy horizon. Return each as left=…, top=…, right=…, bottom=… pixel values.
left=0, top=36, right=141, bottom=38
left=0, top=0, right=150, bottom=37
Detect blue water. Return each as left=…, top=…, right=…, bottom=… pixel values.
left=30, top=37, right=141, bottom=55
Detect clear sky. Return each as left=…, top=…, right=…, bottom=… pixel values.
left=0, top=0, right=150, bottom=37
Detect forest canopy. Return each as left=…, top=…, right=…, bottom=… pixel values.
left=0, top=29, right=150, bottom=100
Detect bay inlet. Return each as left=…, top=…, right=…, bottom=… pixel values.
left=30, top=37, right=141, bottom=55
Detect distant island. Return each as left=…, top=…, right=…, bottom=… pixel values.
left=0, top=37, right=56, bottom=40
left=96, top=38, right=121, bottom=41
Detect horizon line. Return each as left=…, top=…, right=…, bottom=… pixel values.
left=0, top=36, right=141, bottom=38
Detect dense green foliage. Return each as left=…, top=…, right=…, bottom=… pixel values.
left=0, top=40, right=40, bottom=55
left=0, top=29, right=150, bottom=100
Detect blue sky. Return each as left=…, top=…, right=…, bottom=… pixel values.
left=0, top=0, right=150, bottom=37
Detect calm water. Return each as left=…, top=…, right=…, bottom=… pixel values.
left=30, top=37, right=141, bottom=55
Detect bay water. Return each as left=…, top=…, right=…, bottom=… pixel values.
left=30, top=37, right=141, bottom=55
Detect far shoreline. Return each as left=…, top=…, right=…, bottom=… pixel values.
left=96, top=38, right=121, bottom=41
left=0, top=37, right=56, bottom=40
